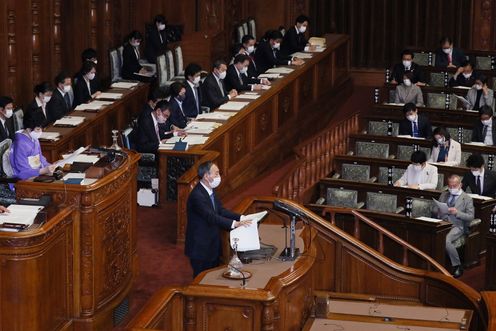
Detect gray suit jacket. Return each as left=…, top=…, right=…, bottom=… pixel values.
left=433, top=191, right=474, bottom=232
left=466, top=88, right=494, bottom=110
left=394, top=84, right=424, bottom=107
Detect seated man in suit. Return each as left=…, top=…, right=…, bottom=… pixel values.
left=185, top=161, right=253, bottom=277
left=435, top=36, right=466, bottom=68
left=79, top=48, right=101, bottom=93
left=240, top=35, right=259, bottom=78
left=26, top=82, right=54, bottom=127
left=183, top=63, right=203, bottom=118
left=394, top=150, right=438, bottom=189
left=135, top=100, right=184, bottom=153
left=462, top=153, right=496, bottom=197
left=225, top=54, right=271, bottom=92
left=47, top=72, right=73, bottom=123
left=122, top=31, right=153, bottom=82
left=449, top=60, right=478, bottom=87
left=398, top=102, right=432, bottom=138
left=201, top=59, right=238, bottom=110
left=433, top=174, right=474, bottom=278
left=466, top=75, right=494, bottom=111
left=73, top=61, right=101, bottom=107
left=394, top=71, right=424, bottom=107
left=169, top=82, right=189, bottom=129
left=145, top=14, right=168, bottom=64
left=0, top=96, right=15, bottom=142
left=254, top=30, right=304, bottom=74
left=471, top=105, right=496, bottom=145
left=390, top=49, right=426, bottom=86
left=281, top=15, right=314, bottom=56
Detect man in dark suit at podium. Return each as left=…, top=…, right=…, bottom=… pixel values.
left=185, top=161, right=252, bottom=277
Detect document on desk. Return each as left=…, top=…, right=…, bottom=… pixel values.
left=291, top=52, right=313, bottom=59
left=266, top=67, right=294, bottom=74
left=218, top=101, right=250, bottom=111
left=433, top=199, right=449, bottom=214
left=467, top=193, right=494, bottom=201
left=196, top=112, right=236, bottom=121
left=230, top=211, right=268, bottom=251
left=96, top=92, right=123, bottom=100
left=0, top=204, right=44, bottom=226
left=74, top=100, right=113, bottom=111
left=53, top=116, right=85, bottom=127
left=111, top=82, right=139, bottom=89
left=54, top=146, right=88, bottom=167
left=415, top=216, right=443, bottom=223
left=396, top=135, right=425, bottom=140
left=383, top=102, right=405, bottom=106
left=61, top=153, right=100, bottom=165
left=465, top=141, right=486, bottom=146
left=454, top=94, right=470, bottom=108
left=186, top=121, right=222, bottom=129
left=39, top=132, right=60, bottom=141
left=258, top=73, right=281, bottom=79
left=237, top=94, right=261, bottom=100
left=163, top=135, right=209, bottom=146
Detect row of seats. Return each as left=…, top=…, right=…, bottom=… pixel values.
left=412, top=51, right=494, bottom=69
left=235, top=18, right=257, bottom=43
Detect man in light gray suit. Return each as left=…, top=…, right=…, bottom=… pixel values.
left=433, top=174, right=474, bottom=278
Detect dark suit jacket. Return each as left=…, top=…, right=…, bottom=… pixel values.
left=169, top=98, right=188, bottom=129
left=448, top=71, right=479, bottom=87
left=225, top=64, right=259, bottom=92
left=434, top=47, right=466, bottom=67
left=201, top=73, right=229, bottom=110
left=73, top=75, right=97, bottom=106
left=398, top=114, right=433, bottom=138
left=390, top=62, right=426, bottom=84
left=462, top=169, right=496, bottom=197
left=254, top=40, right=291, bottom=74
left=135, top=110, right=172, bottom=153
left=145, top=26, right=167, bottom=64
left=281, top=26, right=307, bottom=56
left=183, top=82, right=202, bottom=117
left=185, top=182, right=240, bottom=261
left=0, top=117, right=15, bottom=142
left=122, top=43, right=143, bottom=80
left=241, top=50, right=259, bottom=78
left=25, top=100, right=49, bottom=128
left=46, top=89, right=71, bottom=123
left=471, top=117, right=496, bottom=144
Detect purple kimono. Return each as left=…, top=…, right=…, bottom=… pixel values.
left=10, top=132, right=49, bottom=180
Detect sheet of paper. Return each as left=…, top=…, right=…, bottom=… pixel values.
left=163, top=135, right=209, bottom=145
left=62, top=173, right=85, bottom=181
left=186, top=121, right=222, bottom=130
left=53, top=116, right=85, bottom=127
left=196, top=112, right=236, bottom=121
left=396, top=135, right=425, bottom=140
left=383, top=102, right=405, bottom=106
left=54, top=146, right=87, bottom=167
left=467, top=193, right=494, bottom=201
left=237, top=94, right=261, bottom=100
left=0, top=204, right=44, bottom=226
left=111, top=82, right=139, bottom=89
left=266, top=67, right=294, bottom=74
left=291, top=52, right=313, bottom=59
left=61, top=153, right=100, bottom=165
left=261, top=85, right=271, bottom=90
left=415, top=216, right=443, bottom=223
left=96, top=92, right=123, bottom=100
left=433, top=198, right=449, bottom=214
left=454, top=86, right=471, bottom=90
left=218, top=101, right=250, bottom=111
left=230, top=211, right=268, bottom=251
left=74, top=100, right=113, bottom=111
left=258, top=73, right=281, bottom=79
left=158, top=143, right=175, bottom=150
left=243, top=92, right=259, bottom=95
left=464, top=141, right=486, bottom=146
left=82, top=178, right=98, bottom=185
left=184, top=127, right=215, bottom=135
left=39, top=132, right=60, bottom=141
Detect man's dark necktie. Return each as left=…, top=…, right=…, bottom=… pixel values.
left=448, top=195, right=456, bottom=207
left=64, top=93, right=71, bottom=109
left=482, top=125, right=488, bottom=141
left=413, top=122, right=419, bottom=137
left=3, top=122, right=8, bottom=137
left=476, top=175, right=482, bottom=195
left=210, top=193, right=216, bottom=211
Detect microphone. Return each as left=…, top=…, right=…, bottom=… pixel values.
left=227, top=264, right=248, bottom=287
left=273, top=200, right=307, bottom=221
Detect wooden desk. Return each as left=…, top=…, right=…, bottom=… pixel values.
left=14, top=150, right=140, bottom=331
left=0, top=206, right=76, bottom=330
left=486, top=233, right=496, bottom=290
left=159, top=34, right=352, bottom=243
left=40, top=84, right=149, bottom=162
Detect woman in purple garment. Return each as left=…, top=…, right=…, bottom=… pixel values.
left=10, top=109, right=56, bottom=180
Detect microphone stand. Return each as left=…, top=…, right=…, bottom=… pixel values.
left=279, top=214, right=299, bottom=261
left=228, top=264, right=247, bottom=288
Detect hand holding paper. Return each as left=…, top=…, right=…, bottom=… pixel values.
left=230, top=211, right=268, bottom=251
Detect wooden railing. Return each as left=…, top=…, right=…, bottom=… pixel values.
left=273, top=113, right=360, bottom=202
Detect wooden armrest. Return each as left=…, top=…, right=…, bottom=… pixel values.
left=356, top=202, right=365, bottom=209
left=347, top=151, right=354, bottom=156
left=368, top=176, right=377, bottom=183
left=395, top=206, right=405, bottom=214
left=388, top=154, right=396, bottom=159
left=331, top=173, right=341, bottom=179
left=315, top=197, right=326, bottom=205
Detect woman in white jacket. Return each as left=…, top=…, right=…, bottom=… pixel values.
left=429, top=127, right=461, bottom=166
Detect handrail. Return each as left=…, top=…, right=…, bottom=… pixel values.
left=273, top=113, right=360, bottom=202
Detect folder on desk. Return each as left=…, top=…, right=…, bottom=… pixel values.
left=173, top=140, right=188, bottom=151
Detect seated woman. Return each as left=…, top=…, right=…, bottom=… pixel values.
left=10, top=110, right=56, bottom=180
left=466, top=75, right=494, bottom=111
left=428, top=127, right=461, bottom=166
left=394, top=71, right=424, bottom=107
left=394, top=150, right=438, bottom=190
left=25, top=82, right=53, bottom=127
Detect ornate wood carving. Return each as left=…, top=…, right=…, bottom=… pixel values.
left=89, top=0, right=98, bottom=48
left=7, top=7, right=16, bottom=99
left=479, top=0, right=493, bottom=50
left=80, top=211, right=95, bottom=315
left=262, top=302, right=275, bottom=331
left=31, top=0, right=41, bottom=84
left=53, top=0, right=62, bottom=73
left=185, top=296, right=196, bottom=331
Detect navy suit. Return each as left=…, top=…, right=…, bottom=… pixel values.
left=201, top=73, right=229, bottom=110
left=183, top=82, right=202, bottom=117
left=254, top=40, right=291, bottom=74
left=185, top=182, right=240, bottom=277
left=169, top=97, right=188, bottom=129
left=281, top=26, right=307, bottom=56
left=398, top=114, right=433, bottom=138
left=135, top=110, right=172, bottom=153
left=225, top=64, right=260, bottom=92
left=434, top=47, right=466, bottom=67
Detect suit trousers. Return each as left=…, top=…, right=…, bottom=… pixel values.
left=446, top=226, right=464, bottom=266
left=190, top=258, right=219, bottom=278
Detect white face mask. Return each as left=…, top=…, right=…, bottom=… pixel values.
left=87, top=72, right=96, bottom=80
left=482, top=118, right=492, bottom=126
left=463, top=72, right=472, bottom=79
left=442, top=47, right=452, bottom=54
left=210, top=175, right=221, bottom=188
left=449, top=187, right=462, bottom=195
left=4, top=108, right=13, bottom=118
left=218, top=71, right=226, bottom=80
left=247, top=45, right=255, bottom=54
left=158, top=24, right=166, bottom=31
left=30, top=130, right=42, bottom=140
left=132, top=41, right=141, bottom=47
left=402, top=60, right=412, bottom=67
left=43, top=96, right=51, bottom=103
left=92, top=59, right=98, bottom=65
left=240, top=66, right=248, bottom=74
left=298, top=25, right=307, bottom=33
left=63, top=85, right=71, bottom=93
left=471, top=170, right=481, bottom=177
left=436, top=137, right=445, bottom=145
left=273, top=42, right=281, bottom=50
left=474, top=84, right=482, bottom=90
left=156, top=113, right=166, bottom=124
left=403, top=79, right=412, bottom=87
left=413, top=164, right=423, bottom=172
left=406, top=114, right=417, bottom=122
left=193, top=76, right=201, bottom=85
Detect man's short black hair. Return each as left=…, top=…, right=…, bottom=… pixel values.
left=402, top=102, right=417, bottom=114
left=81, top=61, right=96, bottom=75
left=154, top=14, right=167, bottom=25
left=198, top=161, right=214, bottom=179
left=411, top=150, right=427, bottom=164
left=479, top=105, right=493, bottom=117
left=170, top=81, right=185, bottom=97
left=154, top=100, right=170, bottom=112
left=23, top=109, right=46, bottom=129
left=241, top=34, right=255, bottom=44
left=212, top=59, right=226, bottom=69
left=401, top=49, right=414, bottom=58
left=295, top=15, right=309, bottom=24
left=0, top=96, right=13, bottom=109
left=233, top=54, right=250, bottom=64
left=184, top=63, right=202, bottom=78
left=461, top=59, right=473, bottom=68
left=128, top=30, right=143, bottom=41
left=147, top=88, right=162, bottom=102
left=54, top=71, right=71, bottom=86
left=440, top=36, right=453, bottom=45
left=477, top=74, right=488, bottom=85
left=466, top=154, right=485, bottom=168
left=33, top=81, right=53, bottom=95
left=81, top=48, right=97, bottom=62
left=267, top=30, right=283, bottom=41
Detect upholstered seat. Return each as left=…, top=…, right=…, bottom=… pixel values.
left=367, top=121, right=399, bottom=136
left=0, top=139, right=16, bottom=205
left=413, top=52, right=435, bottom=66
left=356, top=141, right=390, bottom=159
left=109, top=48, right=122, bottom=83
left=476, top=56, right=492, bottom=70
left=378, top=166, right=405, bottom=184
left=156, top=54, right=175, bottom=91
left=326, top=188, right=363, bottom=209
left=237, top=25, right=245, bottom=43
left=366, top=192, right=401, bottom=213
left=437, top=173, right=445, bottom=191
left=411, top=198, right=434, bottom=218
left=341, top=164, right=371, bottom=182
left=248, top=18, right=256, bottom=39
left=121, top=127, right=157, bottom=185
left=427, top=92, right=447, bottom=108
left=13, top=108, right=24, bottom=132
left=445, top=127, right=472, bottom=143
left=173, top=46, right=185, bottom=77
left=429, top=72, right=446, bottom=87
left=396, top=145, right=431, bottom=161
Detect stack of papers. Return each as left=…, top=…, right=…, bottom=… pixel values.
left=266, top=67, right=294, bottom=74
left=40, top=132, right=60, bottom=141
left=53, top=116, right=85, bottom=127
left=219, top=101, right=250, bottom=111
left=229, top=211, right=268, bottom=251
left=111, top=82, right=139, bottom=89
left=309, top=46, right=326, bottom=52
left=415, top=216, right=443, bottom=223
left=96, top=92, right=123, bottom=100
left=165, top=135, right=209, bottom=145
left=0, top=204, right=44, bottom=226
left=465, top=141, right=486, bottom=146
left=291, top=52, right=313, bottom=59
left=74, top=100, right=113, bottom=111
left=258, top=73, right=281, bottom=79
left=54, top=146, right=88, bottom=167
left=185, top=121, right=221, bottom=135
left=383, top=102, right=405, bottom=106
left=238, top=93, right=261, bottom=100
left=196, top=112, right=236, bottom=121
left=467, top=193, right=494, bottom=201
left=261, top=85, right=271, bottom=90
left=60, top=153, right=100, bottom=164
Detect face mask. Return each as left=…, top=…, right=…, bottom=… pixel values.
left=92, top=59, right=98, bottom=65
left=156, top=113, right=166, bottom=124
left=413, top=164, right=422, bottom=172
left=30, top=130, right=42, bottom=140
left=436, top=137, right=445, bottom=145
left=247, top=45, right=255, bottom=54
left=442, top=48, right=451, bottom=54
left=63, top=85, right=71, bottom=93
left=273, top=42, right=281, bottom=50
left=471, top=170, right=481, bottom=177
left=403, top=79, right=412, bottom=87
left=218, top=71, right=227, bottom=80
left=474, top=84, right=482, bottom=90
left=298, top=25, right=307, bottom=33
left=43, top=96, right=51, bottom=103
left=482, top=119, right=492, bottom=126
left=4, top=108, right=13, bottom=118
left=87, top=72, right=96, bottom=80
left=158, top=24, right=166, bottom=31
left=193, top=76, right=201, bottom=85
left=210, top=175, right=221, bottom=188
left=132, top=41, right=141, bottom=47
left=463, top=72, right=472, bottom=79
left=449, top=188, right=461, bottom=195
left=406, top=114, right=417, bottom=122
left=177, top=95, right=185, bottom=102
left=402, top=60, right=412, bottom=67
left=240, top=66, right=248, bottom=74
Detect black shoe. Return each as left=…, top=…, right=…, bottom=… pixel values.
left=452, top=265, right=464, bottom=278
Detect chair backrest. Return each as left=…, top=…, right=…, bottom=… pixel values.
left=156, top=54, right=168, bottom=87
left=237, top=25, right=244, bottom=44
left=437, top=173, right=445, bottom=190
left=413, top=52, right=435, bottom=66
left=13, top=108, right=23, bottom=132
left=117, top=46, right=124, bottom=65
left=367, top=121, right=399, bottom=136
left=121, top=127, right=133, bottom=149
left=396, top=145, right=431, bottom=161
left=411, top=198, right=434, bottom=218
left=165, top=50, right=175, bottom=80
left=388, top=89, right=396, bottom=103
left=356, top=141, right=389, bottom=158
left=0, top=139, right=13, bottom=177
left=109, top=49, right=122, bottom=83
left=427, top=92, right=448, bottom=109
left=327, top=188, right=358, bottom=208
left=242, top=22, right=249, bottom=36
left=428, top=72, right=448, bottom=87
left=174, top=46, right=184, bottom=75
left=377, top=167, right=405, bottom=184
left=366, top=192, right=398, bottom=213
left=341, top=163, right=371, bottom=182
left=476, top=56, right=492, bottom=70
left=248, top=18, right=256, bottom=39
left=461, top=152, right=489, bottom=168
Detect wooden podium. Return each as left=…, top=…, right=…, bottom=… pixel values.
left=11, top=150, right=140, bottom=330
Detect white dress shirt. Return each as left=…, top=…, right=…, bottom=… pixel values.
left=397, top=163, right=438, bottom=190
left=35, top=97, right=47, bottom=117
left=484, top=120, right=493, bottom=145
